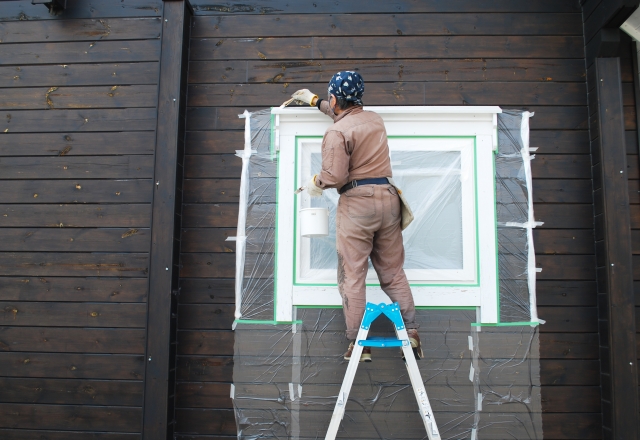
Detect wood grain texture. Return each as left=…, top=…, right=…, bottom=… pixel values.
left=188, top=82, right=586, bottom=107
left=0, top=228, right=150, bottom=252
left=0, top=180, right=153, bottom=204
left=1, top=108, right=157, bottom=133
left=191, top=58, right=587, bottom=84
left=0, top=40, right=161, bottom=64
left=0, top=204, right=151, bottom=228
left=0, top=277, right=148, bottom=303
left=0, top=132, right=156, bottom=156
left=0, top=0, right=162, bottom=21
left=192, top=13, right=582, bottom=38
left=0, top=252, right=148, bottom=277
left=0, top=17, right=161, bottom=43
left=0, top=352, right=144, bottom=380
left=188, top=0, right=581, bottom=14
left=0, top=85, right=158, bottom=110
left=0, top=377, right=143, bottom=406
left=191, top=36, right=583, bottom=61
left=0, top=327, right=146, bottom=354
left=0, top=62, right=159, bottom=88
left=0, top=302, right=147, bottom=328
left=0, top=403, right=141, bottom=432
left=0, top=156, right=154, bottom=179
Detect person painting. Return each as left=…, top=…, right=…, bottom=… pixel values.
left=291, top=71, right=423, bottom=362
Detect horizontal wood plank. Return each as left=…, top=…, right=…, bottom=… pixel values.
left=0, top=377, right=143, bottom=406
left=0, top=228, right=150, bottom=252
left=0, top=327, right=146, bottom=354
left=536, top=255, right=596, bottom=280
left=0, top=132, right=156, bottom=156
left=531, top=179, right=592, bottom=203
left=0, top=18, right=161, bottom=43
left=2, top=108, right=157, bottom=133
left=0, top=85, right=158, bottom=110
left=177, top=304, right=235, bottom=330
left=187, top=82, right=586, bottom=107
left=0, top=62, right=159, bottom=88
left=0, top=180, right=153, bottom=204
left=177, top=330, right=234, bottom=356
left=537, top=307, right=597, bottom=333
left=178, top=278, right=235, bottom=304
left=188, top=0, right=581, bottom=14
left=186, top=106, right=590, bottom=131
left=0, top=204, right=151, bottom=228
left=0, top=403, right=141, bottom=432
left=0, top=40, right=161, bottom=65
left=542, top=413, right=602, bottom=439
left=0, top=352, right=144, bottom=379
left=0, top=252, right=148, bottom=277
left=0, top=156, right=153, bottom=179
left=534, top=204, right=594, bottom=229
left=191, top=58, right=587, bottom=85
left=540, top=360, right=600, bottom=386
left=0, top=430, right=140, bottom=440
left=0, top=0, right=162, bottom=21
left=0, top=302, right=147, bottom=328
left=539, top=333, right=599, bottom=359
left=192, top=13, right=582, bottom=38
left=179, top=253, right=236, bottom=279
left=0, top=277, right=148, bottom=303
left=190, top=36, right=584, bottom=61
left=536, top=281, right=597, bottom=306
left=533, top=229, right=594, bottom=255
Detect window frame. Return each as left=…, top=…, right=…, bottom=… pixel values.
left=271, top=106, right=501, bottom=323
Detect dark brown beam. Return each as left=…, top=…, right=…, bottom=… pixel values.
left=142, top=1, right=191, bottom=439
left=593, top=57, right=639, bottom=438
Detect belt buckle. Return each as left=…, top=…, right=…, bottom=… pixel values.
left=352, top=180, right=358, bottom=188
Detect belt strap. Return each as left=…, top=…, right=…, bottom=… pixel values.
left=339, top=178, right=389, bottom=194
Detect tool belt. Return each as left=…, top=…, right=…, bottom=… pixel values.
left=338, top=177, right=389, bottom=194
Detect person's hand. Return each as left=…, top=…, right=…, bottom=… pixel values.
left=291, top=89, right=318, bottom=106
left=307, top=174, right=323, bottom=197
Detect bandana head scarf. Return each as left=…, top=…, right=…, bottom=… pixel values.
left=327, top=71, right=364, bottom=105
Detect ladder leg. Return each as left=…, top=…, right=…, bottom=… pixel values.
left=324, top=327, right=369, bottom=440
left=399, top=333, right=440, bottom=440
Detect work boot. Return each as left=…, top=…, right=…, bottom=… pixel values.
left=343, top=341, right=372, bottom=362
left=407, top=329, right=424, bottom=360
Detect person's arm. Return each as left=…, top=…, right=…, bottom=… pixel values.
left=315, top=130, right=350, bottom=189
left=316, top=98, right=337, bottom=121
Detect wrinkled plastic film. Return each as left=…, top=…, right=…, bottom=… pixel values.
left=231, top=109, right=542, bottom=439
left=496, top=110, right=541, bottom=323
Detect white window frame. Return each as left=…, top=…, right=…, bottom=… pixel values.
left=272, top=106, right=501, bottom=323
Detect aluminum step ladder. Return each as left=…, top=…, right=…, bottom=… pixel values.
left=325, top=302, right=440, bottom=440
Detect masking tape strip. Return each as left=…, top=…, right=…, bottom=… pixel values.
left=234, top=110, right=252, bottom=322
left=230, top=384, right=235, bottom=399
left=521, top=111, right=540, bottom=323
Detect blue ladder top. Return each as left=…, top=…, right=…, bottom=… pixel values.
left=357, top=302, right=408, bottom=348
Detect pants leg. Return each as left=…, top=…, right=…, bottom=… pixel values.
left=369, top=185, right=419, bottom=329
left=336, top=186, right=380, bottom=340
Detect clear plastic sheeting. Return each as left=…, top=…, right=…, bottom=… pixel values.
left=231, top=108, right=542, bottom=439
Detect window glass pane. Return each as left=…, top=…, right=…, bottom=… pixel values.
left=304, top=148, right=464, bottom=276
left=394, top=150, right=463, bottom=270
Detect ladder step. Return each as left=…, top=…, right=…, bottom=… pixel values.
left=358, top=336, right=406, bottom=348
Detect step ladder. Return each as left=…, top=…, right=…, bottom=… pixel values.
left=325, top=302, right=440, bottom=440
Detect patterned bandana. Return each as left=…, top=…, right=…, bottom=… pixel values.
left=327, top=71, right=364, bottom=105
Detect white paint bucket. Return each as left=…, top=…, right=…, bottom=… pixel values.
left=299, top=207, right=329, bottom=237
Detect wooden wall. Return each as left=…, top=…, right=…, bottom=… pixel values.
left=0, top=1, right=163, bottom=438
left=175, top=1, right=601, bottom=438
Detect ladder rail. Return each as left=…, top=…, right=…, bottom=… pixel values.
left=324, top=303, right=440, bottom=440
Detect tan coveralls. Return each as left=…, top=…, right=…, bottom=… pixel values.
left=315, top=101, right=418, bottom=340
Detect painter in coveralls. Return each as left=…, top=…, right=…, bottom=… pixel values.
left=291, top=72, right=423, bottom=362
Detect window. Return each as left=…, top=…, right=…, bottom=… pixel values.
left=272, top=107, right=501, bottom=323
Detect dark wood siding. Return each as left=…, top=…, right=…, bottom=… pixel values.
left=176, top=1, right=599, bottom=438
left=0, top=2, right=162, bottom=438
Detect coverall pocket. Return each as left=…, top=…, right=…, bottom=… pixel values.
left=345, top=186, right=376, bottom=218
left=387, top=186, right=400, bottom=218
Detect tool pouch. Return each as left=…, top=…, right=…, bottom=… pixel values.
left=387, top=177, right=414, bottom=231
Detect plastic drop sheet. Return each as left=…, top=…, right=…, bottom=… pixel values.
left=231, top=109, right=542, bottom=439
